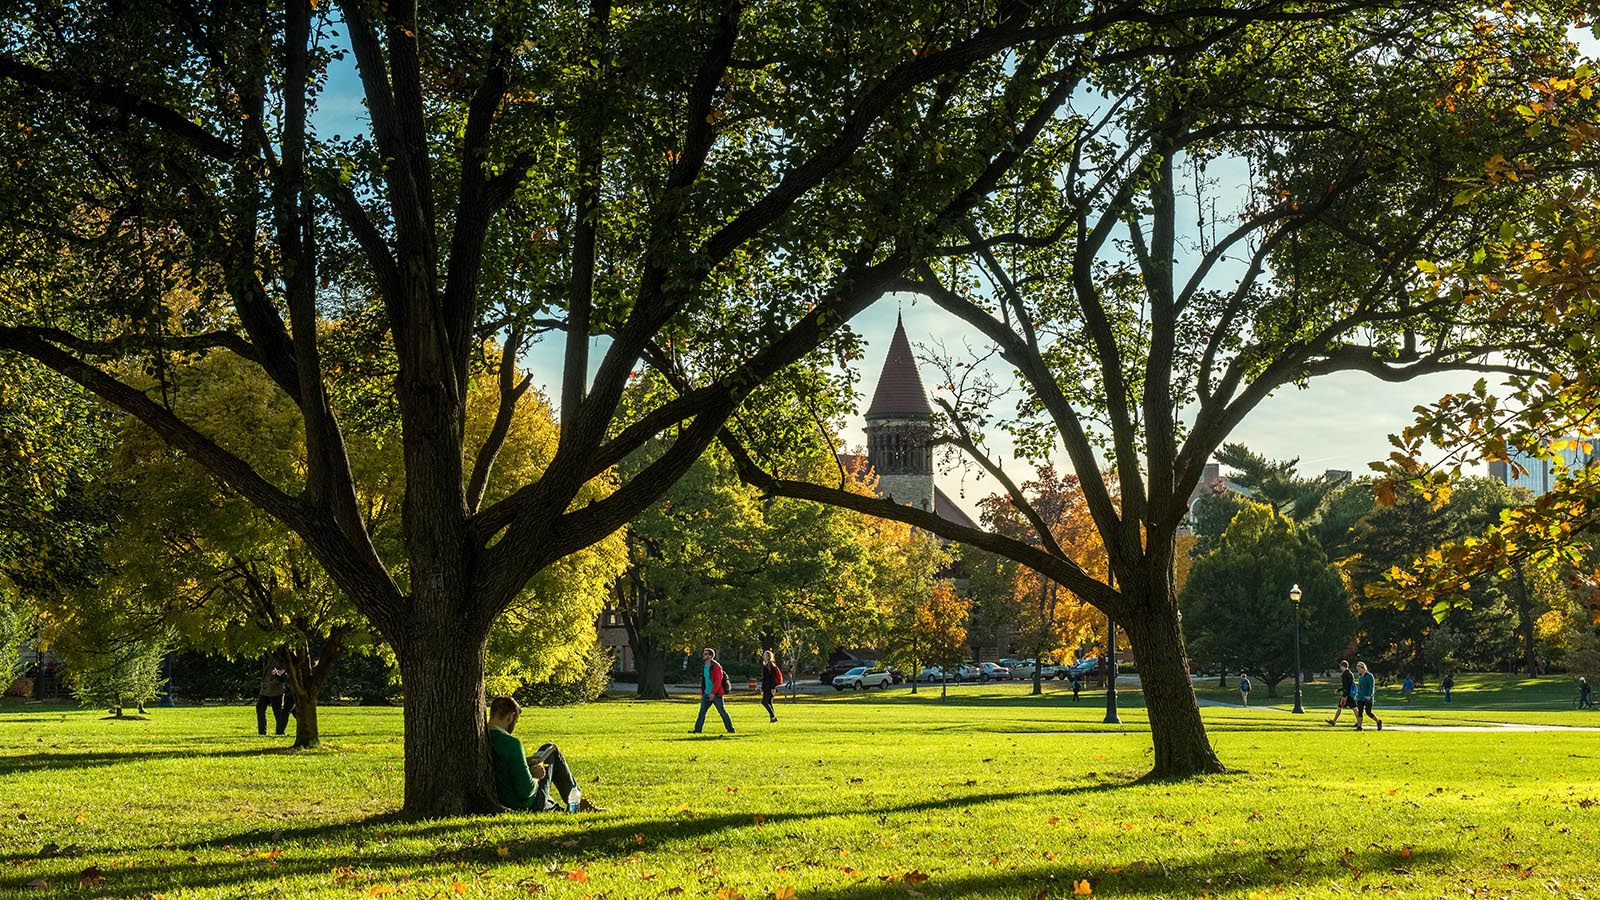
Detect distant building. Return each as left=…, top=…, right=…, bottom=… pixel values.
left=861, top=314, right=979, bottom=530
left=1488, top=440, right=1597, bottom=496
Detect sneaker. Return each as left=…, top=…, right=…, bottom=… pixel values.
left=1376, top=720, right=1383, bottom=731
left=1325, top=719, right=1335, bottom=726
left=769, top=716, right=777, bottom=723
left=1355, top=726, right=1364, bottom=731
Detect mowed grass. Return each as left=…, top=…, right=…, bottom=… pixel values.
left=2, top=680, right=1599, bottom=899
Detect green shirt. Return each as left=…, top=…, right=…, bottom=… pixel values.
left=487, top=726, right=539, bottom=811
left=1356, top=671, right=1376, bottom=701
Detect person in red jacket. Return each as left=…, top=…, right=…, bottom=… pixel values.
left=691, top=647, right=735, bottom=734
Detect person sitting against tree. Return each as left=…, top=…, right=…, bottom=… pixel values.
left=486, top=696, right=602, bottom=812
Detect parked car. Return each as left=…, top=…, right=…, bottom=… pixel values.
left=997, top=658, right=1027, bottom=673
left=1065, top=658, right=1101, bottom=680
left=1012, top=659, right=1064, bottom=680
left=918, top=666, right=948, bottom=682
left=978, top=662, right=1011, bottom=681
left=955, top=663, right=982, bottom=682
left=833, top=665, right=893, bottom=690
left=820, top=658, right=872, bottom=686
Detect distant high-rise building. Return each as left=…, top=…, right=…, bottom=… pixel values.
left=1488, top=439, right=1598, bottom=496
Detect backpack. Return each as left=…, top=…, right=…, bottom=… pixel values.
left=721, top=670, right=732, bottom=695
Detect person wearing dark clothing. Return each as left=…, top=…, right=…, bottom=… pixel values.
left=1327, top=660, right=1356, bottom=726
left=1442, top=672, right=1455, bottom=704
left=759, top=650, right=783, bottom=723
left=486, top=696, right=601, bottom=812
left=1580, top=677, right=1593, bottom=709
left=1070, top=674, right=1082, bottom=701
left=255, top=664, right=292, bottom=736
left=691, top=647, right=735, bottom=734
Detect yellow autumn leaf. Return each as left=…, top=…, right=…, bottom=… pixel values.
left=773, top=889, right=797, bottom=900
left=496, top=847, right=509, bottom=858
left=451, top=880, right=468, bottom=895
left=715, top=889, right=745, bottom=900
left=1074, top=879, right=1093, bottom=895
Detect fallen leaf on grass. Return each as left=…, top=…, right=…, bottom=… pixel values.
left=254, top=849, right=282, bottom=860
left=753, top=814, right=766, bottom=825
left=1047, top=816, right=1059, bottom=825
left=904, top=871, right=930, bottom=885
left=79, top=865, right=104, bottom=887
left=497, top=847, right=510, bottom=858
left=633, top=834, right=644, bottom=843
left=715, top=889, right=745, bottom=900
left=1073, top=878, right=1093, bottom=895
left=567, top=869, right=590, bottom=882
left=840, top=865, right=859, bottom=876
left=664, top=888, right=685, bottom=895
left=25, top=878, right=48, bottom=890
left=773, top=889, right=797, bottom=900
left=1397, top=846, right=1412, bottom=859
left=452, top=879, right=469, bottom=895
left=367, top=886, right=396, bottom=897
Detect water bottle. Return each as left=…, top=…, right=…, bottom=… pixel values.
left=566, top=785, right=582, bottom=813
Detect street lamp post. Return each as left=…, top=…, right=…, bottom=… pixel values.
left=1104, top=567, right=1120, bottom=724
left=1289, top=583, right=1304, bottom=714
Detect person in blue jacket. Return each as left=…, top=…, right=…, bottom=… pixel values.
left=1354, top=661, right=1383, bottom=731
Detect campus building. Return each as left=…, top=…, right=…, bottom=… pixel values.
left=861, top=314, right=979, bottom=529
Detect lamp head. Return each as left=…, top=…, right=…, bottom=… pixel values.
left=1289, top=583, right=1303, bottom=603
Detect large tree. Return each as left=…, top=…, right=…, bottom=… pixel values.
left=0, top=1, right=1163, bottom=813
left=1180, top=501, right=1353, bottom=694
left=726, top=4, right=1586, bottom=776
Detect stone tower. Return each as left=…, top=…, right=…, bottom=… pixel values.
left=864, top=314, right=935, bottom=512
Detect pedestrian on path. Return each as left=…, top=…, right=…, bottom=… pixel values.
left=1327, top=660, right=1355, bottom=726
left=1070, top=673, right=1082, bottom=701
left=1238, top=674, right=1251, bottom=708
left=1579, top=676, right=1593, bottom=710
left=1354, top=661, right=1382, bottom=731
left=1442, top=672, right=1454, bottom=704
left=690, top=647, right=735, bottom=734
left=759, top=649, right=783, bottom=723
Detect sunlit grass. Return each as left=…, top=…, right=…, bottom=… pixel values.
left=2, top=682, right=1597, bottom=899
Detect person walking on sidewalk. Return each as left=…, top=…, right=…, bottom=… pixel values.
left=759, top=649, right=783, bottom=723
left=1238, top=674, right=1251, bottom=708
left=1327, top=660, right=1356, bottom=726
left=691, top=647, right=735, bottom=734
left=1353, top=661, right=1383, bottom=731
left=1442, top=672, right=1455, bottom=704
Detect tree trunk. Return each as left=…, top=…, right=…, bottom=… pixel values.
left=1217, top=671, right=1227, bottom=688
left=1122, top=600, right=1225, bottom=779
left=636, top=637, right=669, bottom=701
left=292, top=692, right=321, bottom=750
left=1512, top=562, right=1539, bottom=677
left=395, top=630, right=500, bottom=816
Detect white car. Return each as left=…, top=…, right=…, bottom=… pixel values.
left=978, top=662, right=1012, bottom=681
left=955, top=663, right=982, bottom=682
left=833, top=666, right=893, bottom=690
left=918, top=666, right=952, bottom=682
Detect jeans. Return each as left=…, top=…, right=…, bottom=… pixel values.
left=694, top=694, right=734, bottom=732
left=761, top=688, right=776, bottom=720
left=530, top=743, right=578, bottom=811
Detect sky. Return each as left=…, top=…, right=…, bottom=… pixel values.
left=312, top=21, right=1597, bottom=523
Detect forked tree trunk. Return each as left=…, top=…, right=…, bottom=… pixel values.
left=395, top=629, right=500, bottom=816
left=1121, top=598, right=1225, bottom=779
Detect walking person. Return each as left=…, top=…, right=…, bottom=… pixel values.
left=254, top=661, right=291, bottom=736
left=690, top=647, right=735, bottom=734
left=1238, top=674, right=1251, bottom=708
left=1353, top=661, right=1383, bottom=731
left=759, top=649, right=783, bottom=723
left=1070, top=673, right=1082, bottom=701
left=1579, top=676, right=1593, bottom=709
left=1442, top=671, right=1454, bottom=704
left=1327, top=660, right=1356, bottom=726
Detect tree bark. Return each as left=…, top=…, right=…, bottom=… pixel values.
left=1513, top=562, right=1539, bottom=677
left=395, top=628, right=500, bottom=816
left=1121, top=595, right=1225, bottom=779
left=636, top=636, right=669, bottom=701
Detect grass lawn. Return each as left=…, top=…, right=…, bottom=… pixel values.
left=3, top=678, right=1599, bottom=899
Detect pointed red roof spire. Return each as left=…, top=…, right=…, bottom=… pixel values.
left=865, top=314, right=933, bottom=418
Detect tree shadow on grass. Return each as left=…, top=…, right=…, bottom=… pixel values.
left=0, top=829, right=1455, bottom=899
left=0, top=746, right=296, bottom=777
